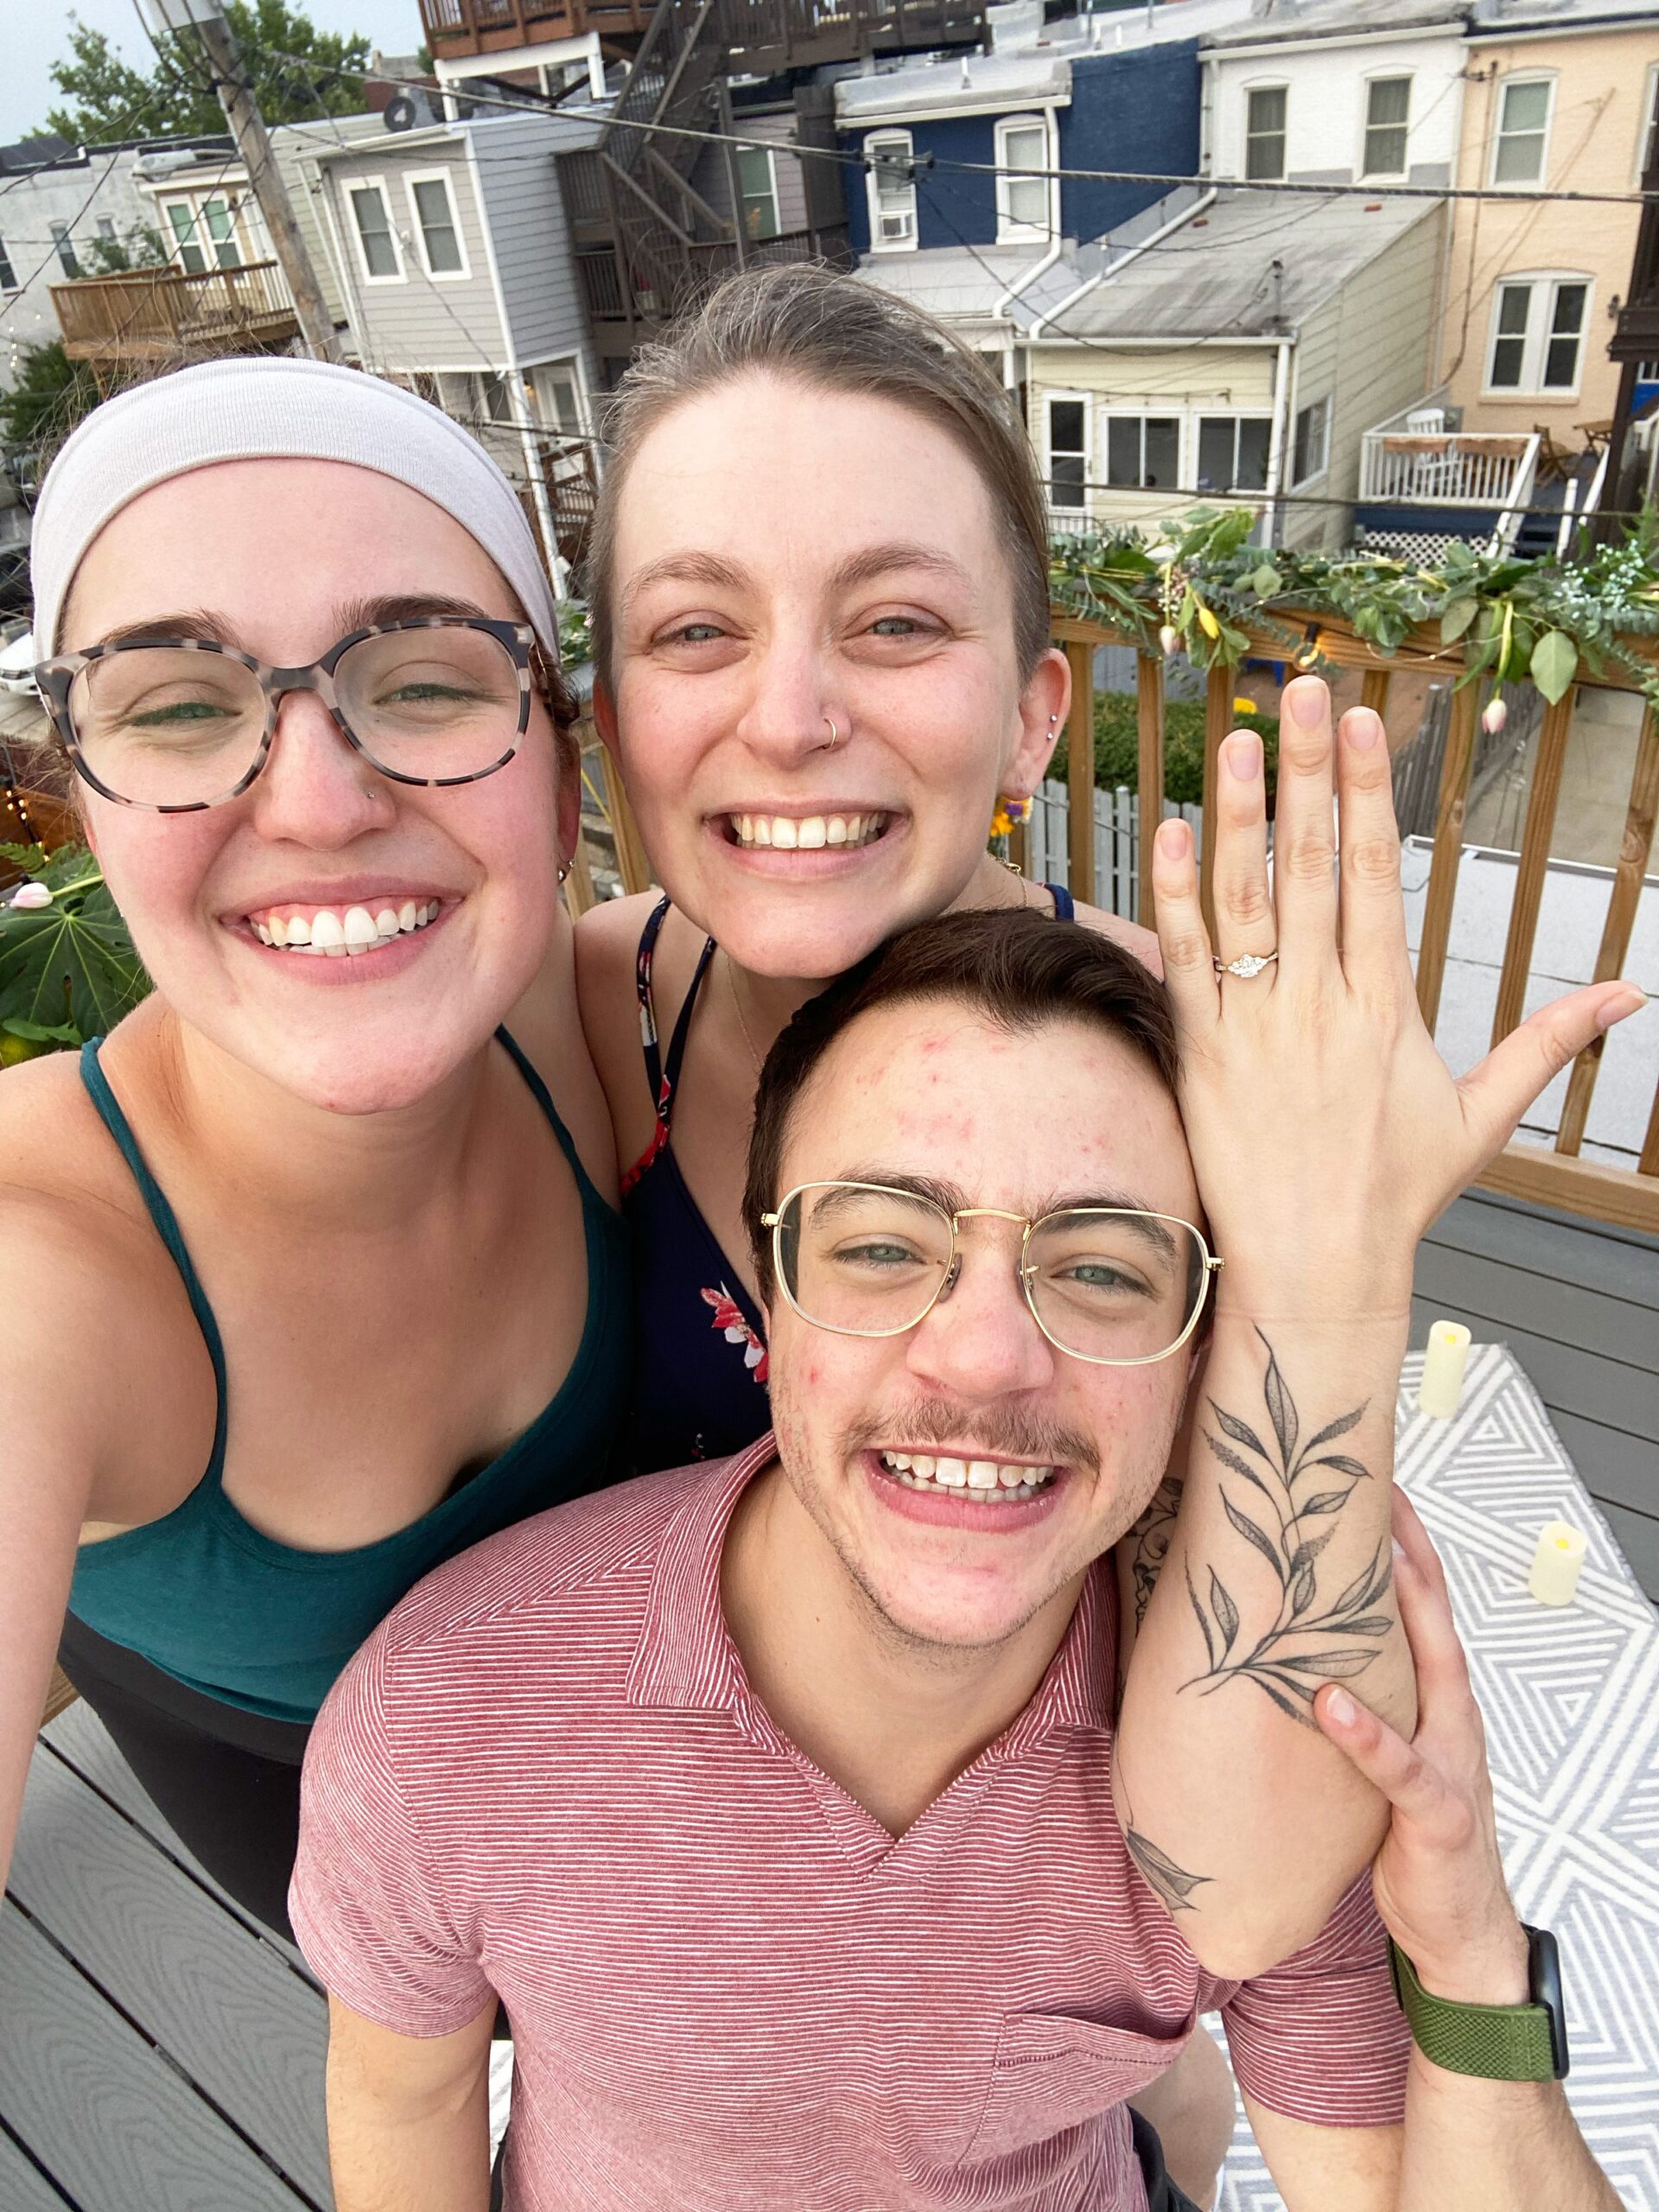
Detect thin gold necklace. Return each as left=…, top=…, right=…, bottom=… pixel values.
left=725, top=953, right=766, bottom=1077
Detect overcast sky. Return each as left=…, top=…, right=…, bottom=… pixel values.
left=4, top=2, right=427, bottom=147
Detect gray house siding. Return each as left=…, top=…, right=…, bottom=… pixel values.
left=468, top=111, right=598, bottom=377
left=315, top=132, right=507, bottom=372
left=1281, top=205, right=1443, bottom=551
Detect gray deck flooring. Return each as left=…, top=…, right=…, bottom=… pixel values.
left=1412, top=1188, right=1659, bottom=1602
left=2, top=1197, right=1653, bottom=2207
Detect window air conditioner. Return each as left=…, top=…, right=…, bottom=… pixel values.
left=880, top=208, right=915, bottom=243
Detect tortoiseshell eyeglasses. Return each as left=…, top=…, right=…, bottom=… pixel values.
left=35, top=617, right=542, bottom=813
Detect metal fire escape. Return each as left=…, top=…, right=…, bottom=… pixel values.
left=560, top=0, right=985, bottom=378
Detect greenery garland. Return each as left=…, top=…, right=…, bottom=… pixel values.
left=1050, top=508, right=1659, bottom=711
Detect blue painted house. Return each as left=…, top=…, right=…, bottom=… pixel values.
left=836, top=28, right=1207, bottom=262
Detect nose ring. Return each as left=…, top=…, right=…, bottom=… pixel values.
left=824, top=714, right=840, bottom=752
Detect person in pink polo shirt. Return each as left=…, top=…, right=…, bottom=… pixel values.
left=293, top=842, right=1629, bottom=2206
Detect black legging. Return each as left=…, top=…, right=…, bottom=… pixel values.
left=57, top=1610, right=308, bottom=1941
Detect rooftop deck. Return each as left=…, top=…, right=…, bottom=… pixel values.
left=49, top=264, right=300, bottom=369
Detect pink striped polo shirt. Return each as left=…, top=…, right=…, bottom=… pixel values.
left=291, top=1436, right=1410, bottom=2211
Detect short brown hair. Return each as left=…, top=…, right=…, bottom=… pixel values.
left=585, top=264, right=1053, bottom=690
left=742, top=909, right=1180, bottom=1300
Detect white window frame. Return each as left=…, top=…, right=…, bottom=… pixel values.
left=0, top=235, right=15, bottom=292
left=734, top=142, right=782, bottom=243
left=1244, top=84, right=1288, bottom=183
left=864, top=130, right=918, bottom=253
left=1637, top=61, right=1658, bottom=186
left=1291, top=395, right=1330, bottom=487
left=1489, top=74, right=1555, bottom=190
left=1100, top=408, right=1184, bottom=493
left=1361, top=73, right=1413, bottom=181
left=403, top=167, right=470, bottom=283
left=995, top=111, right=1056, bottom=246
left=159, top=193, right=248, bottom=275
left=346, top=175, right=406, bottom=285
left=531, top=355, right=591, bottom=442
left=1482, top=271, right=1592, bottom=397
left=1046, top=390, right=1091, bottom=512
left=1194, top=410, right=1274, bottom=495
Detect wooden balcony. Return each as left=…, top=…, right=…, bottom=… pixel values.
left=50, top=263, right=300, bottom=368
left=419, top=0, right=647, bottom=58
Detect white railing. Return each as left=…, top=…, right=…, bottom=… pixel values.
left=1359, top=428, right=1541, bottom=512
left=1023, top=780, right=1204, bottom=919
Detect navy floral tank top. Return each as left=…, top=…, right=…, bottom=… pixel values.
left=620, top=888, right=1075, bottom=1475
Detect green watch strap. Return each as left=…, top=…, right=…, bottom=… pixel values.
left=1388, top=1937, right=1560, bottom=2082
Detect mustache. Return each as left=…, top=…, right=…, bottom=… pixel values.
left=845, top=1399, right=1099, bottom=1474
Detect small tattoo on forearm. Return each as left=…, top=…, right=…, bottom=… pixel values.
left=1181, top=1330, right=1392, bottom=1728
left=1129, top=1473, right=1185, bottom=1631
left=1124, top=1819, right=1213, bottom=1914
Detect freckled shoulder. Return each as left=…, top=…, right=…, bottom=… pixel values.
left=1069, top=899, right=1163, bottom=980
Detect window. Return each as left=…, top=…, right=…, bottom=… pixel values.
left=0, top=237, right=15, bottom=291
left=163, top=197, right=241, bottom=274
left=480, top=372, right=517, bottom=425
left=50, top=222, right=79, bottom=279
left=1485, top=275, right=1590, bottom=393
left=405, top=172, right=466, bottom=277
left=1363, top=77, right=1411, bottom=177
left=995, top=115, right=1051, bottom=242
left=532, top=360, right=585, bottom=437
left=1491, top=78, right=1553, bottom=187
left=1245, top=86, right=1287, bottom=182
left=95, top=216, right=116, bottom=244
left=1106, top=415, right=1180, bottom=490
left=1047, top=397, right=1088, bottom=509
left=348, top=181, right=402, bottom=281
left=1197, top=415, right=1272, bottom=493
left=735, top=145, right=780, bottom=243
left=865, top=131, right=918, bottom=251
left=1639, top=63, right=1658, bottom=184
left=1292, top=396, right=1329, bottom=485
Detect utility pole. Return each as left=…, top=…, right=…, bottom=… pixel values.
left=1591, top=141, right=1659, bottom=547
left=143, top=0, right=341, bottom=363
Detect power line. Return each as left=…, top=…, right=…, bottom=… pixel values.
left=254, top=44, right=1659, bottom=210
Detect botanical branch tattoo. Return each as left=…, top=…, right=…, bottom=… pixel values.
left=1181, top=1330, right=1393, bottom=1729
left=1128, top=1472, right=1185, bottom=1632
left=1122, top=1799, right=1212, bottom=1916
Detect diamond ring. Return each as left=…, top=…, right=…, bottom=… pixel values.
left=1214, top=950, right=1280, bottom=979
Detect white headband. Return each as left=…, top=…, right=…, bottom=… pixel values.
left=31, top=355, right=560, bottom=658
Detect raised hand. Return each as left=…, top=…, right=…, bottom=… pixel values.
left=1149, top=675, right=1645, bottom=1323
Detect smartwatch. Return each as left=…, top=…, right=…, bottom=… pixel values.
left=1389, top=1924, right=1569, bottom=2082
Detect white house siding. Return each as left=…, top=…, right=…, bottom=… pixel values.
left=0, top=149, right=159, bottom=378
left=468, top=111, right=597, bottom=379
left=1027, top=341, right=1278, bottom=532
left=1205, top=28, right=1465, bottom=186
left=1280, top=204, right=1444, bottom=550
left=742, top=112, right=810, bottom=237
left=315, top=133, right=507, bottom=375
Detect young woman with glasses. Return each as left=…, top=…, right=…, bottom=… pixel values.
left=0, top=359, right=631, bottom=1939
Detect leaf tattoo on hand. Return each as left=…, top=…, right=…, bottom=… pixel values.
left=1180, top=1333, right=1393, bottom=1727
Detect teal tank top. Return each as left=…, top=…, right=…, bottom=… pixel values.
left=66, top=1032, right=632, bottom=1725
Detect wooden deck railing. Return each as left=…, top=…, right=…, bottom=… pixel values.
left=1043, top=609, right=1659, bottom=1236
left=573, top=613, right=1658, bottom=1235
left=51, top=262, right=299, bottom=363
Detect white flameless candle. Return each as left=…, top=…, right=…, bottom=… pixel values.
left=1528, top=1521, right=1587, bottom=1608
left=1416, top=1320, right=1471, bottom=1419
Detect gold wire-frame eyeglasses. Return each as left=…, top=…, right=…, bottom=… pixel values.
left=761, top=1180, right=1224, bottom=1369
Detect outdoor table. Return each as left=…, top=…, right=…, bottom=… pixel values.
left=1216, top=1341, right=1659, bottom=2212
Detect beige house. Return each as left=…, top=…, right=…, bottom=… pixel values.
left=1439, top=0, right=1657, bottom=444
left=1023, top=191, right=1446, bottom=551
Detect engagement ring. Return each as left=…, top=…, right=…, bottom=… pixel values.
left=1214, top=950, right=1280, bottom=978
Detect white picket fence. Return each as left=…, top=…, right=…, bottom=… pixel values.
left=1023, top=780, right=1205, bottom=919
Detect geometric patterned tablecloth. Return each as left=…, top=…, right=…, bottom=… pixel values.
left=1216, top=1343, right=1659, bottom=2212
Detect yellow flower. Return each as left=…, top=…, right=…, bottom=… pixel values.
left=1233, top=697, right=1256, bottom=717
left=989, top=808, right=1014, bottom=838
